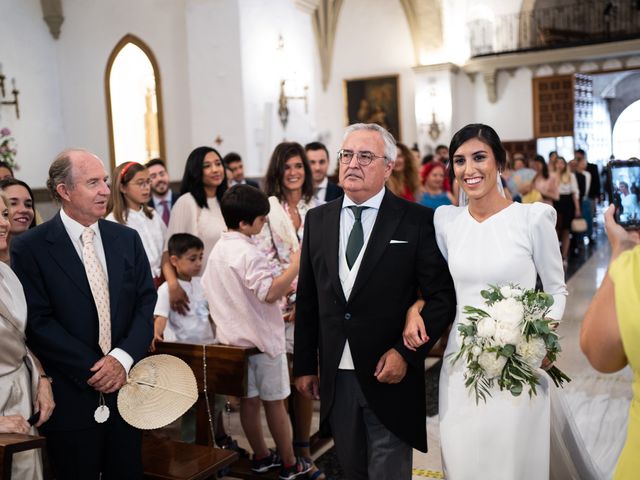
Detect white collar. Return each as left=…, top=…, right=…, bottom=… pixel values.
left=316, top=177, right=329, bottom=189
left=60, top=207, right=100, bottom=240
left=152, top=191, right=171, bottom=204
left=341, top=186, right=386, bottom=211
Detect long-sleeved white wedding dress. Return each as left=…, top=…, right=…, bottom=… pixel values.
left=435, top=202, right=580, bottom=479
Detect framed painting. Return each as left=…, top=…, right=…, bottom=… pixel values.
left=344, top=74, right=400, bottom=141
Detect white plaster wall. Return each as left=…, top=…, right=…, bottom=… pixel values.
left=237, top=0, right=316, bottom=177
left=414, top=68, right=456, bottom=154
left=452, top=71, right=475, bottom=133
left=57, top=0, right=191, bottom=180
left=185, top=0, right=246, bottom=174
left=0, top=0, right=65, bottom=188
left=472, top=68, right=534, bottom=141
left=315, top=0, right=417, bottom=162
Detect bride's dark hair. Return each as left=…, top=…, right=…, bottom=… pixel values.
left=447, top=124, right=507, bottom=184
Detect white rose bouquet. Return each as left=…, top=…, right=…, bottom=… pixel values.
left=449, top=283, right=571, bottom=404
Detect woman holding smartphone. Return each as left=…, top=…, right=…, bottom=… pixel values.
left=581, top=204, right=640, bottom=479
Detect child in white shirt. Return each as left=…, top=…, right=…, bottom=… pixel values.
left=152, top=233, right=214, bottom=348
left=202, top=184, right=311, bottom=479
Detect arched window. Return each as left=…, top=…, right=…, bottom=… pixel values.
left=105, top=34, right=165, bottom=170
left=613, top=99, right=640, bottom=160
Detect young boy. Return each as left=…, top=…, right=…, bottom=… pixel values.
left=202, top=185, right=311, bottom=480
left=152, top=233, right=214, bottom=349
left=153, top=233, right=246, bottom=457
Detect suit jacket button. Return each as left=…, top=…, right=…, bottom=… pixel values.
left=344, top=313, right=351, bottom=320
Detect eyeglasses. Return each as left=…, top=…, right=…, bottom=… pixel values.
left=337, top=149, right=386, bottom=166
left=130, top=179, right=151, bottom=188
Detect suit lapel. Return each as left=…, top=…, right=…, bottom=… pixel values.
left=46, top=213, right=93, bottom=299
left=99, top=220, right=123, bottom=317
left=348, top=191, right=405, bottom=304
left=323, top=200, right=347, bottom=304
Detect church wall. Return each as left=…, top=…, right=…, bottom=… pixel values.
left=0, top=0, right=66, bottom=188
left=185, top=0, right=246, bottom=171
left=57, top=0, right=192, bottom=181
left=470, top=68, right=535, bottom=141
left=237, top=0, right=316, bottom=177
left=316, top=0, right=417, bottom=164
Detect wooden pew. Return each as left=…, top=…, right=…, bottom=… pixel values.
left=152, top=342, right=258, bottom=446
left=142, top=343, right=258, bottom=479
left=150, top=342, right=329, bottom=480
left=0, top=433, right=46, bottom=480
left=142, top=437, right=237, bottom=480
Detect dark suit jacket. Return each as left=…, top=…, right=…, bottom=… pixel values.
left=586, top=162, right=601, bottom=200
left=11, top=213, right=156, bottom=432
left=245, top=178, right=260, bottom=189
left=293, top=190, right=456, bottom=452
left=148, top=189, right=180, bottom=210
left=324, top=181, right=343, bottom=202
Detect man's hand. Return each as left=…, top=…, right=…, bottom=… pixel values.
left=169, top=281, right=189, bottom=315
left=374, top=349, right=407, bottom=384
left=34, top=377, right=55, bottom=427
left=88, top=355, right=127, bottom=393
left=295, top=375, right=320, bottom=400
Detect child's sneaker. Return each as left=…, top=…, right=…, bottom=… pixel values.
left=251, top=449, right=282, bottom=473
left=278, top=456, right=312, bottom=480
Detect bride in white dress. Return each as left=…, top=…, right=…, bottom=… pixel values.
left=405, top=124, right=572, bottom=479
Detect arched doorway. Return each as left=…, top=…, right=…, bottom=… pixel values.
left=612, top=99, right=640, bottom=159
left=105, top=34, right=166, bottom=170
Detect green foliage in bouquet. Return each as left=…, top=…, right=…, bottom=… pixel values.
left=449, top=284, right=571, bottom=404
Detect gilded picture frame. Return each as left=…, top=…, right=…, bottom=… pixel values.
left=344, top=74, right=400, bottom=141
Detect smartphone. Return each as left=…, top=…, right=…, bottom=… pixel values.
left=608, top=160, right=640, bottom=229
left=27, top=411, right=40, bottom=426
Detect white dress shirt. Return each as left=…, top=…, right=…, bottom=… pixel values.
left=59, top=208, right=133, bottom=372
left=337, top=187, right=386, bottom=369
left=106, top=208, right=166, bottom=278
left=313, top=177, right=329, bottom=204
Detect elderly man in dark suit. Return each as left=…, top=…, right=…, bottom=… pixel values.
left=305, top=141, right=343, bottom=204
left=294, top=124, right=456, bottom=479
left=12, top=149, right=156, bottom=479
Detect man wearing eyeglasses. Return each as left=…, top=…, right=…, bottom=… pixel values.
left=294, top=123, right=456, bottom=479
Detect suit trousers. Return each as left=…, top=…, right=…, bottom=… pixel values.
left=45, top=409, right=142, bottom=480
left=328, top=370, right=412, bottom=480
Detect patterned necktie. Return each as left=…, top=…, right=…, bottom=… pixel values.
left=81, top=228, right=111, bottom=354
left=160, top=200, right=170, bottom=226
left=346, top=206, right=369, bottom=269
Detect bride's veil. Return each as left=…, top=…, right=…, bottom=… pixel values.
left=549, top=386, right=604, bottom=479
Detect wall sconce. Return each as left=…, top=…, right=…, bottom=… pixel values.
left=0, top=64, right=20, bottom=119
left=278, top=79, right=308, bottom=129
left=428, top=112, right=443, bottom=140
left=426, top=86, right=443, bottom=141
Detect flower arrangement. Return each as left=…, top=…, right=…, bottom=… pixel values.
left=449, top=284, right=571, bottom=404
left=0, top=127, right=18, bottom=169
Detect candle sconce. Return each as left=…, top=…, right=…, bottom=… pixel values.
left=278, top=79, right=308, bottom=130
left=0, top=66, right=20, bottom=119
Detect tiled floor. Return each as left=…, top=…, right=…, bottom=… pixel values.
left=221, top=209, right=632, bottom=479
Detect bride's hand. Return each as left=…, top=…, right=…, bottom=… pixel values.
left=540, top=356, right=553, bottom=371
left=403, top=300, right=428, bottom=351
